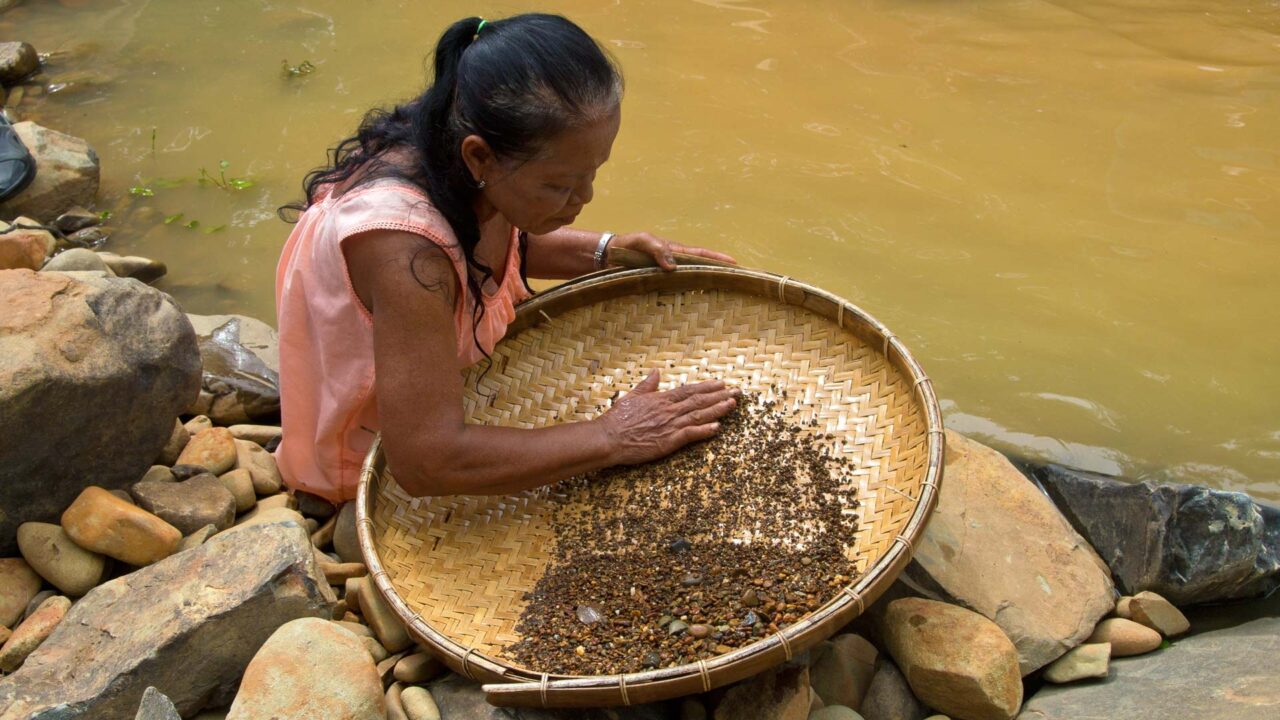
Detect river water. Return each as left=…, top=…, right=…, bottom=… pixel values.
left=8, top=0, right=1279, bottom=500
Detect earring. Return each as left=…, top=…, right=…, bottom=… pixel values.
left=477, top=179, right=487, bottom=189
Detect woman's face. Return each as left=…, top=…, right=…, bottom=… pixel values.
left=466, top=107, right=622, bottom=235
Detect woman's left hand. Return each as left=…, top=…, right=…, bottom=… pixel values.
left=613, top=232, right=738, bottom=271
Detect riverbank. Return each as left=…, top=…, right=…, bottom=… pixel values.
left=3, top=17, right=1280, bottom=720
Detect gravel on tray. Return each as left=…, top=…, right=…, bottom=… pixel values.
left=506, top=390, right=862, bottom=675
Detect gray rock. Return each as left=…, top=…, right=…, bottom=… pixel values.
left=715, top=661, right=810, bottom=720
left=42, top=247, right=113, bottom=274
left=1018, top=615, right=1280, bottom=719
left=129, top=475, right=237, bottom=535
left=135, top=686, right=181, bottom=720
left=97, top=252, right=167, bottom=283
left=334, top=501, right=361, bottom=563
left=860, top=659, right=929, bottom=720
left=53, top=206, right=101, bottom=235
left=0, top=521, right=335, bottom=718
left=903, top=433, right=1115, bottom=674
left=0, top=270, right=200, bottom=555
left=809, top=633, right=878, bottom=710
left=0, top=41, right=37, bottom=84
left=1031, top=463, right=1280, bottom=605
left=427, top=673, right=673, bottom=719
left=0, top=122, right=100, bottom=221
left=297, top=490, right=337, bottom=520
left=187, top=314, right=280, bottom=424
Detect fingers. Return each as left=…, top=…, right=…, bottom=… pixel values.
left=663, top=378, right=726, bottom=401
left=632, top=370, right=660, bottom=394
left=679, top=246, right=739, bottom=265
left=687, top=397, right=737, bottom=425
left=677, top=422, right=722, bottom=446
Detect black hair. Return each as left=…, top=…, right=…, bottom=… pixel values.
left=281, top=13, right=623, bottom=359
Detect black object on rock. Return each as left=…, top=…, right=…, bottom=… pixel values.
left=0, top=115, right=36, bottom=202
left=1029, top=463, right=1280, bottom=606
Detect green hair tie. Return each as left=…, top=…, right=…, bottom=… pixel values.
left=476, top=19, right=488, bottom=34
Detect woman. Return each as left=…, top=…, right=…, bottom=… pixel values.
left=276, top=14, right=740, bottom=503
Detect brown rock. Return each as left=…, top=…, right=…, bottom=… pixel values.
left=16, top=522, right=106, bottom=596
left=0, top=270, right=200, bottom=556
left=356, top=576, right=412, bottom=652
left=312, top=514, right=337, bottom=549
left=387, top=683, right=409, bottom=720
left=0, top=522, right=334, bottom=718
left=62, top=486, right=182, bottom=566
left=227, top=617, right=384, bottom=719
left=178, top=525, right=218, bottom=552
left=0, top=595, right=70, bottom=672
left=227, top=424, right=282, bottom=446
left=903, top=431, right=1115, bottom=674
left=322, top=561, right=367, bottom=585
left=0, top=557, right=43, bottom=627
left=219, top=468, right=257, bottom=513
left=235, top=439, right=282, bottom=495
left=183, top=415, right=213, bottom=436
left=882, top=598, right=1022, bottom=720
left=1087, top=618, right=1161, bottom=657
left=176, top=428, right=237, bottom=476
left=810, top=633, right=879, bottom=710
left=1042, top=642, right=1111, bottom=683
left=1127, top=591, right=1189, bottom=637
left=394, top=652, right=445, bottom=684
left=129, top=475, right=237, bottom=535
left=714, top=661, right=809, bottom=720
left=400, top=686, right=440, bottom=720
left=2, top=122, right=100, bottom=220
left=233, top=505, right=305, bottom=531
left=157, top=419, right=190, bottom=466
left=0, top=219, right=49, bottom=271
left=140, top=465, right=176, bottom=484
left=333, top=501, right=360, bottom=563
left=0, top=41, right=39, bottom=84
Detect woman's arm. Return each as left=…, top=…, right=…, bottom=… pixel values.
left=344, top=229, right=739, bottom=497
left=525, top=228, right=738, bottom=279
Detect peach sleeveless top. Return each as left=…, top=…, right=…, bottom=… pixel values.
left=274, top=179, right=530, bottom=503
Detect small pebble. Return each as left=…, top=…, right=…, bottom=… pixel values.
left=575, top=645, right=586, bottom=656
left=171, top=464, right=207, bottom=481
left=668, top=538, right=692, bottom=553
left=668, top=620, right=689, bottom=636
left=576, top=605, right=604, bottom=625
left=742, top=589, right=761, bottom=607
left=681, top=573, right=703, bottom=586
left=689, top=624, right=711, bottom=638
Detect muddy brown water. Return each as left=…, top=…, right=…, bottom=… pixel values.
left=8, top=0, right=1279, bottom=500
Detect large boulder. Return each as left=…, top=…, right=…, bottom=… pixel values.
left=881, top=598, right=1023, bottom=720
left=1018, top=615, right=1280, bottom=719
left=715, top=661, right=810, bottom=720
left=903, top=432, right=1115, bottom=674
left=0, top=269, right=200, bottom=555
left=0, top=521, right=334, bottom=718
left=186, top=314, right=280, bottom=424
left=226, top=618, right=384, bottom=719
left=1030, top=463, right=1280, bottom=605
left=0, top=122, right=100, bottom=221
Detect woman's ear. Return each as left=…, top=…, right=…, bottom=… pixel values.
left=460, top=134, right=495, bottom=185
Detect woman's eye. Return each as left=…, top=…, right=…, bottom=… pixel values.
left=546, top=184, right=572, bottom=194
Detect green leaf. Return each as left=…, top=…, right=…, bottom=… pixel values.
left=203, top=224, right=227, bottom=234
left=163, top=213, right=184, bottom=225
left=219, top=160, right=230, bottom=170
left=184, top=220, right=200, bottom=229
left=97, top=210, right=113, bottom=221
left=228, top=178, right=255, bottom=190
left=129, top=186, right=154, bottom=197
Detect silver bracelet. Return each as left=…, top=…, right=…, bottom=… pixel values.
left=593, top=232, right=616, bottom=270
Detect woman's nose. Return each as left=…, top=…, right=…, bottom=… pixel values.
left=571, top=174, right=595, bottom=205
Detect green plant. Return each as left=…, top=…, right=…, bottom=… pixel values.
left=198, top=160, right=255, bottom=191
left=282, top=59, right=316, bottom=78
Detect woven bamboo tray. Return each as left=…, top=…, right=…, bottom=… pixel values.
left=356, top=264, right=944, bottom=708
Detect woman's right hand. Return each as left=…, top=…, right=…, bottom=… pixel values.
left=596, top=371, right=741, bottom=465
